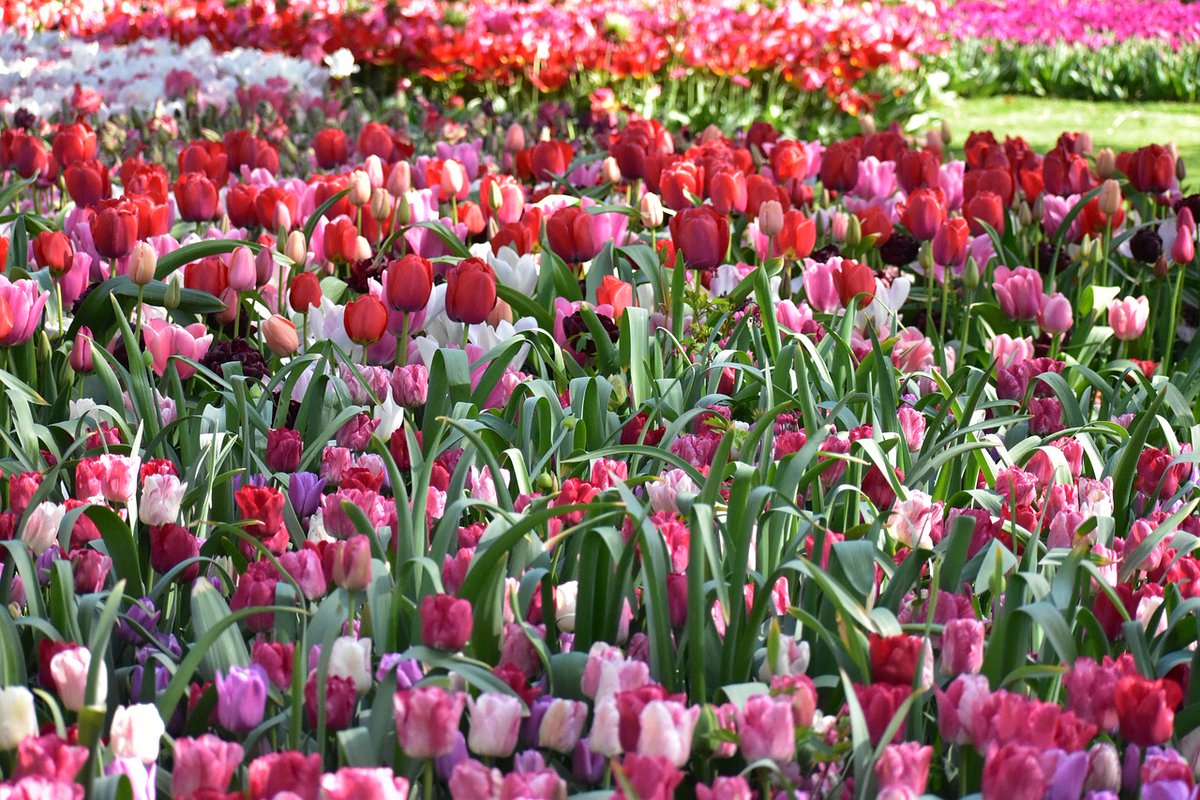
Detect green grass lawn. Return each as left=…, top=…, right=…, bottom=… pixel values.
left=933, top=95, right=1200, bottom=167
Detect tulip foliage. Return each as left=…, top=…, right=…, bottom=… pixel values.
left=5, top=68, right=1200, bottom=800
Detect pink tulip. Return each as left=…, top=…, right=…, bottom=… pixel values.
left=801, top=257, right=841, bottom=312
left=141, top=318, right=213, bottom=379
left=992, top=266, right=1044, bottom=321
left=939, top=618, right=985, bottom=677
left=0, top=275, right=49, bottom=346
left=173, top=735, right=244, bottom=798
left=737, top=694, right=795, bottom=762
left=1108, top=295, right=1149, bottom=341
left=989, top=333, right=1035, bottom=367
left=1038, top=291, right=1073, bottom=334
left=876, top=741, right=933, bottom=796
left=537, top=698, right=588, bottom=754
left=319, top=767, right=409, bottom=800
left=466, top=692, right=522, bottom=758
left=394, top=687, right=466, bottom=759
left=637, top=700, right=700, bottom=767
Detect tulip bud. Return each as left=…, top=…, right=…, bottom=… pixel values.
left=273, top=202, right=292, bottom=232
left=364, top=155, right=384, bottom=188
left=255, top=247, right=276, bottom=287
left=1178, top=157, right=1188, bottom=183
left=925, top=129, right=943, bottom=152
left=36, top=331, right=51, bottom=365
left=71, top=326, right=94, bottom=372
left=859, top=114, right=876, bottom=136
left=285, top=231, right=308, bottom=267
left=962, top=255, right=979, bottom=290
left=830, top=211, right=849, bottom=242
left=129, top=242, right=156, bottom=286
left=504, top=124, right=526, bottom=153
left=387, top=161, right=412, bottom=197
left=369, top=187, right=392, bottom=221
left=640, top=193, right=663, bottom=229
left=352, top=236, right=372, bottom=263
left=1096, top=148, right=1116, bottom=179
left=397, top=192, right=412, bottom=226
left=601, top=156, right=621, bottom=185
left=940, top=119, right=952, bottom=145
left=0, top=687, right=38, bottom=749
left=164, top=278, right=181, bottom=310
left=1083, top=742, right=1121, bottom=795
left=1168, top=142, right=1180, bottom=162
left=227, top=246, right=256, bottom=292
left=349, top=170, right=371, bottom=206
left=758, top=200, right=784, bottom=238
left=1154, top=254, right=1171, bottom=280
left=262, top=315, right=299, bottom=356
left=845, top=213, right=862, bottom=249
left=918, top=240, right=934, bottom=275
left=1098, top=179, right=1122, bottom=216
left=1017, top=201, right=1033, bottom=227
left=217, top=288, right=238, bottom=325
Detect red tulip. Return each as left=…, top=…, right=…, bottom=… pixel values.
left=149, top=523, right=200, bottom=582
left=546, top=205, right=602, bottom=264
left=776, top=209, right=816, bottom=259
left=963, top=167, right=1014, bottom=207
left=32, top=231, right=74, bottom=275
left=1042, top=145, right=1095, bottom=197
left=287, top=272, right=321, bottom=314
left=869, top=633, right=927, bottom=686
left=1114, top=674, right=1182, bottom=747
left=444, top=257, right=497, bottom=325
left=343, top=295, right=388, bottom=345
left=11, top=132, right=48, bottom=180
left=820, top=140, right=861, bottom=192
left=63, top=159, right=111, bottom=207
left=227, top=183, right=260, bottom=228
left=895, top=148, right=940, bottom=194
left=669, top=205, right=729, bottom=271
left=708, top=168, right=747, bottom=215
left=313, top=129, right=351, bottom=169
left=659, top=161, right=703, bottom=211
left=932, top=218, right=970, bottom=267
left=91, top=200, right=139, bottom=260
left=597, top=275, right=633, bottom=319
left=255, top=187, right=299, bottom=230
left=178, top=140, right=229, bottom=185
left=174, top=172, right=220, bottom=222
left=745, top=173, right=789, bottom=219
left=1120, top=144, right=1175, bottom=194
left=51, top=122, right=97, bottom=167
left=965, top=191, right=1006, bottom=236
left=529, top=140, right=574, bottom=182
left=855, top=206, right=893, bottom=247
left=234, top=485, right=285, bottom=541
left=185, top=256, right=229, bottom=298
left=901, top=188, right=946, bottom=241
left=834, top=259, right=875, bottom=309
left=384, top=254, right=433, bottom=312
left=770, top=140, right=808, bottom=183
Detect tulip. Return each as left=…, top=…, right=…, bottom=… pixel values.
left=387, top=162, right=412, bottom=197
left=420, top=593, right=473, bottom=651
left=331, top=535, right=372, bottom=591
left=1097, top=179, right=1123, bottom=216
left=737, top=694, right=795, bottom=762
left=709, top=169, right=747, bottom=215
left=385, top=255, right=434, bottom=312
left=247, top=751, right=322, bottom=800
left=538, top=698, right=588, bottom=753
left=820, top=140, right=860, bottom=192
left=940, top=618, right=985, bottom=677
left=290, top=272, right=323, bottom=313
left=833, top=259, right=875, bottom=309
left=391, top=365, right=429, bottom=407
left=0, top=686, right=38, bottom=749
left=320, top=768, right=409, bottom=800
left=640, top=193, right=664, bottom=229
left=263, top=315, right=299, bottom=356
left=597, top=275, right=633, bottom=319
left=139, top=473, right=185, bottom=527
left=445, top=257, right=497, bottom=326
left=546, top=205, right=602, bottom=264
left=32, top=231, right=74, bottom=275
left=529, top=140, right=574, bottom=182
left=174, top=172, right=220, bottom=222
left=109, top=704, right=165, bottom=763
left=128, top=242, right=157, bottom=286
left=776, top=210, right=816, bottom=260
left=669, top=205, right=730, bottom=271
left=64, top=159, right=110, bottom=207
left=1038, top=292, right=1074, bottom=335
left=306, top=673, right=358, bottom=731
left=902, top=188, right=946, bottom=241
left=932, top=217, right=969, bottom=269
left=1121, top=144, right=1174, bottom=194
left=758, top=200, right=784, bottom=238
left=467, top=693, right=523, bottom=758
left=1108, top=296, right=1150, bottom=341
left=92, top=202, right=139, bottom=260
left=981, top=743, right=1045, bottom=800
left=329, top=637, right=373, bottom=694
left=965, top=190, right=1005, bottom=236
left=226, top=246, right=255, bottom=292
left=876, top=742, right=933, bottom=796
left=141, top=318, right=213, bottom=379
left=148, top=523, right=199, bottom=581
left=22, top=501, right=65, bottom=555
left=50, top=647, right=104, bottom=712
left=637, top=700, right=700, bottom=767
left=344, top=295, right=389, bottom=345
left=1173, top=208, right=1195, bottom=265
left=173, top=736, right=244, bottom=799
left=394, top=686, right=467, bottom=758
left=993, top=266, right=1044, bottom=321
left=215, top=664, right=269, bottom=733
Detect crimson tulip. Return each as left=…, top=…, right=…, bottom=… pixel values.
left=445, top=257, right=497, bottom=325
left=834, top=259, right=875, bottom=309
left=343, top=295, right=389, bottom=345
left=91, top=201, right=139, bottom=260
left=669, top=205, right=729, bottom=271
left=174, top=172, right=220, bottom=222
left=546, top=205, right=602, bottom=264
left=384, top=255, right=434, bottom=312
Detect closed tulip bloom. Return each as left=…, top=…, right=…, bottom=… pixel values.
left=777, top=210, right=816, bottom=259
left=833, top=259, right=876, bottom=309
left=537, top=698, right=588, bottom=753
left=148, top=523, right=200, bottom=582
left=939, top=618, right=985, bottom=677
left=902, top=188, right=946, bottom=241
left=0, top=687, right=37, bottom=749
left=1121, top=144, right=1174, bottom=194
left=758, top=200, right=784, bottom=238
left=394, top=686, right=467, bottom=758
left=329, top=637, right=374, bottom=694
left=32, top=231, right=74, bottom=275
left=876, top=742, right=933, bottom=796
left=637, top=700, right=700, bottom=767
left=932, top=217, right=970, bottom=268
left=50, top=646, right=105, bottom=711
left=709, top=169, right=747, bottom=215
left=92, top=202, right=139, bottom=260
left=0, top=276, right=48, bottom=347
left=1172, top=208, right=1195, bottom=264
left=546, top=205, right=602, bottom=264
left=128, top=242, right=157, bottom=286
left=11, top=132, right=48, bottom=179
left=227, top=246, right=256, bottom=292
left=385, top=255, right=434, bottom=312
left=290, top=272, right=323, bottom=313
left=467, top=692, right=523, bottom=757
left=109, top=704, right=165, bottom=764
left=248, top=751, right=322, bottom=800
left=22, top=501, right=65, bottom=556
left=529, top=140, right=574, bottom=182
left=420, top=593, right=473, bottom=651
left=313, top=129, right=351, bottom=169
left=737, top=694, right=795, bottom=762
left=669, top=205, right=730, bottom=271
left=1038, top=292, right=1074, bottom=334
left=173, top=735, right=244, bottom=799
left=993, top=266, right=1044, bottom=321
left=1108, top=296, right=1150, bottom=341
left=444, top=258, right=497, bottom=325
left=965, top=190, right=1005, bottom=236
left=640, top=193, right=664, bottom=229
left=64, top=159, right=111, bottom=207
left=174, top=172, right=220, bottom=222
left=215, top=664, right=269, bottom=733
left=263, top=315, right=300, bottom=356
left=332, top=535, right=373, bottom=591
left=597, top=275, right=633, bottom=319
left=139, top=473, right=185, bottom=526
left=70, top=326, right=94, bottom=372
left=344, top=295, right=389, bottom=345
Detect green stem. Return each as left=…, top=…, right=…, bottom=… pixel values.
left=398, top=312, right=410, bottom=367
left=1164, top=262, right=1186, bottom=369
left=424, top=759, right=435, bottom=800
left=460, top=322, right=471, bottom=351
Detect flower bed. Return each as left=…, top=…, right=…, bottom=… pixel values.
left=1, top=74, right=1200, bottom=800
